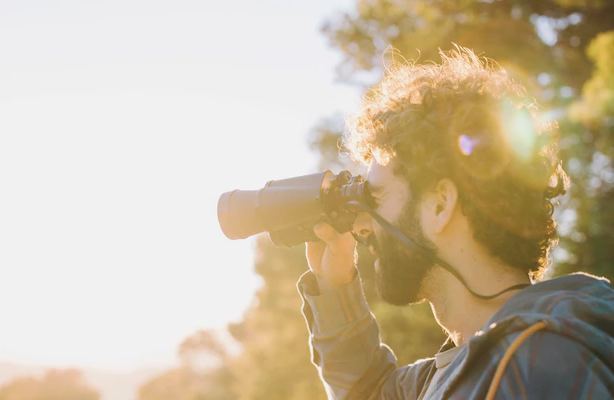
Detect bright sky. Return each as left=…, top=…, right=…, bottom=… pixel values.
left=0, top=0, right=360, bottom=372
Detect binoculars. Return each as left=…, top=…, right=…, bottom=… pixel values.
left=217, top=170, right=373, bottom=247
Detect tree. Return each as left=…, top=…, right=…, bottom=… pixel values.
left=557, top=29, right=614, bottom=278
left=225, top=235, right=327, bottom=400
left=0, top=369, right=99, bottom=400
left=315, top=0, right=614, bottom=281
left=138, top=329, right=235, bottom=400
left=138, top=235, right=332, bottom=400
left=571, top=31, right=614, bottom=127
left=137, top=367, right=234, bottom=400
left=177, top=329, right=230, bottom=369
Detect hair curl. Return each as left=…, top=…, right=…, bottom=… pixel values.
left=344, top=47, right=569, bottom=281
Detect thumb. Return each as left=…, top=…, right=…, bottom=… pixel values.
left=313, top=223, right=337, bottom=242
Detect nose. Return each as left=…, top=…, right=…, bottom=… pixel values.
left=352, top=211, right=373, bottom=242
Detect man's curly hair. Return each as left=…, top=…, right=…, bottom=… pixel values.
left=344, top=47, right=569, bottom=281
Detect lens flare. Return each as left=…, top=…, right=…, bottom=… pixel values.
left=501, top=100, right=537, bottom=162
left=458, top=134, right=475, bottom=156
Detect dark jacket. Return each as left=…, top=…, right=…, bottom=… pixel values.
left=298, top=272, right=614, bottom=399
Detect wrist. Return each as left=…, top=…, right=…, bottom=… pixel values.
left=315, top=269, right=357, bottom=295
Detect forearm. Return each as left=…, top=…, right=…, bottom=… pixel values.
left=298, top=270, right=397, bottom=399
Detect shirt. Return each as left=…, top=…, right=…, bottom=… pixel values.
left=421, top=344, right=465, bottom=399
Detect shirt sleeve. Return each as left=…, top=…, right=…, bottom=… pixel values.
left=297, top=270, right=398, bottom=400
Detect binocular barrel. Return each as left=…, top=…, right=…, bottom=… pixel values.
left=217, top=171, right=333, bottom=243
left=217, top=170, right=369, bottom=248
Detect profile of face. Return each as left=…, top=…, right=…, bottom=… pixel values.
left=361, top=159, right=437, bottom=306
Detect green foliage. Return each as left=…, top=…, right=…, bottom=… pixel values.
left=137, top=366, right=234, bottom=400
left=177, top=329, right=229, bottom=367
left=0, top=370, right=99, bottom=400
left=309, top=114, right=358, bottom=173
left=570, top=31, right=614, bottom=128
left=586, top=187, right=614, bottom=277
left=138, top=235, right=327, bottom=400
left=138, top=329, right=236, bottom=400
left=323, top=0, right=583, bottom=87
left=554, top=0, right=609, bottom=8
left=227, top=235, right=327, bottom=400
left=372, top=302, right=446, bottom=366
left=559, top=30, right=614, bottom=280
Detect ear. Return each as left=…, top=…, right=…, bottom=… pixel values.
left=430, top=179, right=459, bottom=235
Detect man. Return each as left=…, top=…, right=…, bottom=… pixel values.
left=297, top=47, right=614, bottom=399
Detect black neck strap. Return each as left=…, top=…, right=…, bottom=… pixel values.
left=348, top=201, right=530, bottom=300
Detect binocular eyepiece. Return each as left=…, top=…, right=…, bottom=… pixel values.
left=217, top=170, right=372, bottom=247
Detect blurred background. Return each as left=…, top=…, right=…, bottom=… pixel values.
left=0, top=0, right=613, bottom=399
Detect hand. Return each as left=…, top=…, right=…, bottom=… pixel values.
left=306, top=223, right=357, bottom=295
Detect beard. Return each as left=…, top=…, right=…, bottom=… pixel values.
left=371, top=200, right=437, bottom=306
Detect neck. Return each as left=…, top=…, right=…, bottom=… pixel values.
left=422, top=248, right=530, bottom=346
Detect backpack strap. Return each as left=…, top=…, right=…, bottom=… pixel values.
left=485, top=321, right=547, bottom=400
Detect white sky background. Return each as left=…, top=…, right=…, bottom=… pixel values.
left=0, top=0, right=360, bottom=372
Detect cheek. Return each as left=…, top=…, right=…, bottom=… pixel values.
left=377, top=197, right=398, bottom=221
left=416, top=201, right=437, bottom=239
left=367, top=226, right=380, bottom=249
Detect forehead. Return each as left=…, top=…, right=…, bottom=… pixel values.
left=365, top=158, right=408, bottom=198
